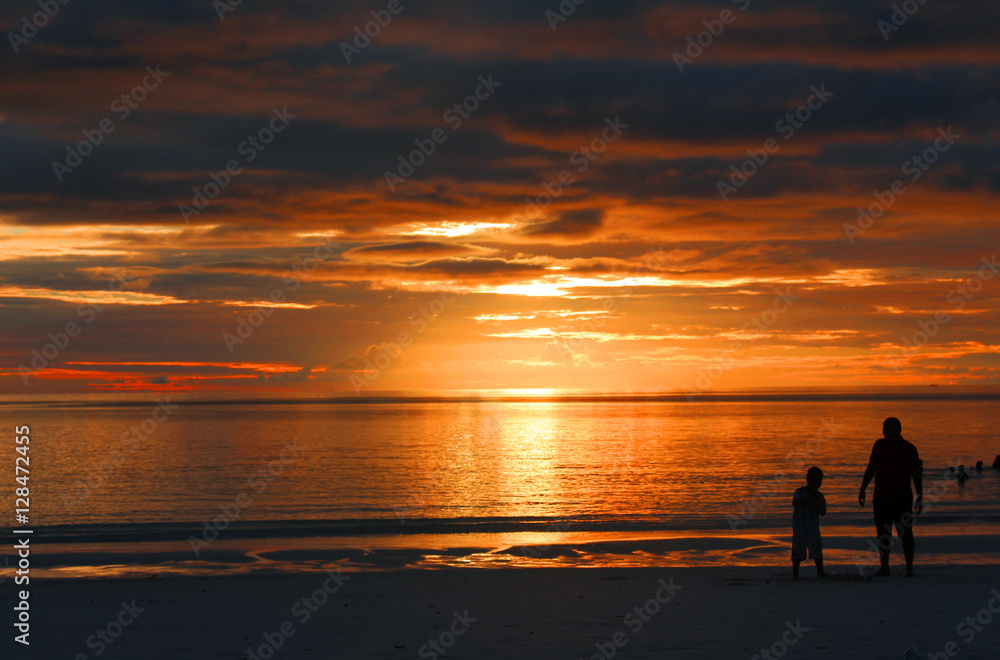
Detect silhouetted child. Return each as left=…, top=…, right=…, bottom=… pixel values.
left=792, top=466, right=827, bottom=578
left=957, top=465, right=970, bottom=485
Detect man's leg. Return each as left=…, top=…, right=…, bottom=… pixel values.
left=901, top=527, right=915, bottom=575
left=900, top=506, right=915, bottom=576
left=873, top=502, right=892, bottom=575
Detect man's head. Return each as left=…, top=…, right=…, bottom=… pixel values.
left=806, top=466, right=823, bottom=490
left=882, top=416, right=902, bottom=440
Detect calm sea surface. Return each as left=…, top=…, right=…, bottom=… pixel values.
left=3, top=390, right=999, bottom=575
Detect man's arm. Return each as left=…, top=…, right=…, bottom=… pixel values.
left=859, top=462, right=876, bottom=506
left=912, top=463, right=923, bottom=514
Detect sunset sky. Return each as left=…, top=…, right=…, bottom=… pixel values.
left=1, top=0, right=998, bottom=395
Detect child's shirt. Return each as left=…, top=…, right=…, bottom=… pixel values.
left=792, top=487, right=824, bottom=535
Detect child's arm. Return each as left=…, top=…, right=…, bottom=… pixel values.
left=816, top=492, right=827, bottom=516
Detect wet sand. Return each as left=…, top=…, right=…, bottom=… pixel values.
left=12, top=564, right=1000, bottom=659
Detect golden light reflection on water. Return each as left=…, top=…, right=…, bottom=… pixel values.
left=488, top=400, right=563, bottom=520
left=4, top=396, right=1000, bottom=580
left=12, top=398, right=1000, bottom=528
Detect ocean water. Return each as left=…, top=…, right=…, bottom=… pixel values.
left=3, top=390, right=1000, bottom=577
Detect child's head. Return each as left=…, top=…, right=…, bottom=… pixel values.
left=806, top=466, right=823, bottom=489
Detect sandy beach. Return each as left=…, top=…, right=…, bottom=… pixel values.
left=12, top=564, right=999, bottom=659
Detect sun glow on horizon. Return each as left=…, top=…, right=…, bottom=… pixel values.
left=390, top=220, right=518, bottom=238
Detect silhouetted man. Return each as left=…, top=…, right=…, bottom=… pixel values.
left=858, top=417, right=923, bottom=576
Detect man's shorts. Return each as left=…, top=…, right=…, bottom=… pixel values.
left=792, top=531, right=822, bottom=562
left=873, top=497, right=914, bottom=537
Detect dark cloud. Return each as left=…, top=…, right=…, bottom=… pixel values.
left=520, top=208, right=604, bottom=239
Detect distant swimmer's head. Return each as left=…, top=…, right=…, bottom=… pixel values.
left=806, top=465, right=823, bottom=489
left=882, top=416, right=902, bottom=440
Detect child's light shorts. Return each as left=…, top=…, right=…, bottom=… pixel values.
left=792, top=532, right=823, bottom=562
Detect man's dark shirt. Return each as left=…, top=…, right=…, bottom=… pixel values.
left=869, top=437, right=920, bottom=501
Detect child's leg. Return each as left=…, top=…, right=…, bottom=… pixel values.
left=812, top=534, right=825, bottom=576
left=792, top=533, right=805, bottom=578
